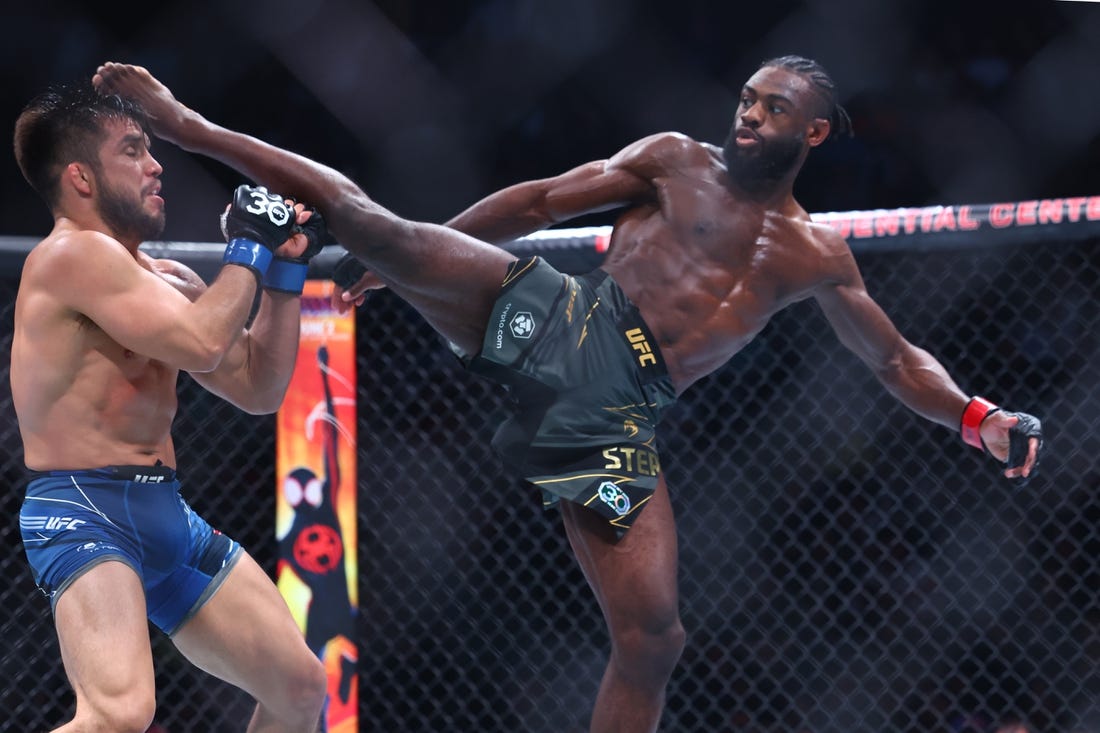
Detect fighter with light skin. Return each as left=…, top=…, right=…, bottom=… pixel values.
left=13, top=82, right=329, bottom=732
left=94, top=58, right=1042, bottom=732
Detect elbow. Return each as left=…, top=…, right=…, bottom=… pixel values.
left=872, top=353, right=906, bottom=385
left=236, top=378, right=293, bottom=416
left=227, top=390, right=283, bottom=416
left=185, top=332, right=239, bottom=373
left=236, top=400, right=280, bottom=416
left=186, top=345, right=226, bottom=374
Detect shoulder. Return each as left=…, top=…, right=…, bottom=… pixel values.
left=139, top=251, right=206, bottom=301
left=18, top=230, right=131, bottom=323
left=807, top=219, right=851, bottom=256
left=25, top=229, right=132, bottom=281
left=609, top=132, right=712, bottom=172
left=802, top=218, right=863, bottom=286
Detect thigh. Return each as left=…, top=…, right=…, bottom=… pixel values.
left=53, top=560, right=155, bottom=705
left=170, top=550, right=315, bottom=700
left=374, top=221, right=517, bottom=357
left=560, top=472, right=680, bottom=630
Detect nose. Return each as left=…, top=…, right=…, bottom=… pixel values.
left=146, top=152, right=163, bottom=178
left=740, top=100, right=764, bottom=128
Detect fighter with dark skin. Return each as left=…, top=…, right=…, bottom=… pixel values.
left=94, top=57, right=1041, bottom=733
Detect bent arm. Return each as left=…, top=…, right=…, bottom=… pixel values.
left=189, top=290, right=302, bottom=414
left=154, top=258, right=301, bottom=414
left=57, top=234, right=258, bottom=372
left=445, top=160, right=655, bottom=244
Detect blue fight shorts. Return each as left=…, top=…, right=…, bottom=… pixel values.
left=19, top=464, right=242, bottom=635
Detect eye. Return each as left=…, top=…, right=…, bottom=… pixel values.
left=770, top=105, right=785, bottom=115
left=303, top=478, right=323, bottom=507
left=283, top=476, right=304, bottom=507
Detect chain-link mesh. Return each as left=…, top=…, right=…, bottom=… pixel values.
left=0, top=234, right=1097, bottom=732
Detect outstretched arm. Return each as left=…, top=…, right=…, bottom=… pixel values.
left=446, top=132, right=697, bottom=243
left=445, top=158, right=654, bottom=244
left=813, top=239, right=1041, bottom=479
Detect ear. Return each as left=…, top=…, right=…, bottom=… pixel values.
left=806, top=118, right=831, bottom=148
left=65, top=162, right=94, bottom=196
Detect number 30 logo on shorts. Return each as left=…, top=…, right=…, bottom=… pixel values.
left=597, top=481, right=631, bottom=516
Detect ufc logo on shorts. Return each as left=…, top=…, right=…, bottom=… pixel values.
left=625, top=327, right=657, bottom=367
left=21, top=516, right=87, bottom=531
left=133, top=474, right=166, bottom=483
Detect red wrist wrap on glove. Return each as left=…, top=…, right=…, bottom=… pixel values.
left=961, top=396, right=998, bottom=450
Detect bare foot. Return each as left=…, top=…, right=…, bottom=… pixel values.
left=92, top=62, right=194, bottom=145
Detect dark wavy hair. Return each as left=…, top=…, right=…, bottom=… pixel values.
left=13, top=82, right=150, bottom=210
left=760, top=55, right=853, bottom=140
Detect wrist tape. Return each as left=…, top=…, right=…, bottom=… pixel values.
left=961, top=396, right=999, bottom=450
left=222, top=238, right=274, bottom=277
left=263, top=259, right=309, bottom=294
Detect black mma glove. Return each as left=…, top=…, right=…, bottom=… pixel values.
left=960, top=396, right=1043, bottom=481
left=1002, top=410, right=1043, bottom=474
left=332, top=251, right=370, bottom=291
left=263, top=206, right=335, bottom=294
left=220, top=184, right=296, bottom=278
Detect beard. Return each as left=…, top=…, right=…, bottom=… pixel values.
left=95, top=178, right=165, bottom=243
left=722, top=129, right=804, bottom=192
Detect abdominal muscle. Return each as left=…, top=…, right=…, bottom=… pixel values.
left=13, top=330, right=180, bottom=472
left=602, top=234, right=783, bottom=395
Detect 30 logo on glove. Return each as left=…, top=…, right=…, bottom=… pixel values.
left=221, top=184, right=297, bottom=278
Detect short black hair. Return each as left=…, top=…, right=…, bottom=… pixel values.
left=13, top=82, right=151, bottom=210
left=760, top=55, right=853, bottom=140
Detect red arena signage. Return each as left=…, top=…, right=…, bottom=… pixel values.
left=812, top=196, right=1100, bottom=240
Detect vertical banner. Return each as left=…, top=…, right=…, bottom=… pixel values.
left=276, top=280, right=358, bottom=733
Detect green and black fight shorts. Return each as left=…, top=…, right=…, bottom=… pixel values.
left=469, top=256, right=676, bottom=536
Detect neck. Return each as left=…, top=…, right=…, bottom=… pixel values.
left=54, top=215, right=141, bottom=252
left=725, top=173, right=797, bottom=208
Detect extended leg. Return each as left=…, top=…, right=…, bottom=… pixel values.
left=93, top=62, right=515, bottom=357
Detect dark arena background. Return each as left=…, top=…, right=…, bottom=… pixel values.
left=2, top=1, right=1100, bottom=732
